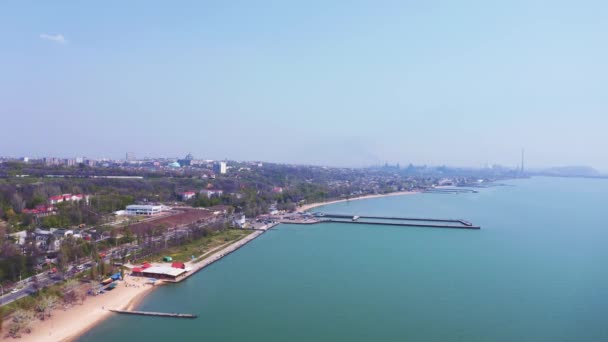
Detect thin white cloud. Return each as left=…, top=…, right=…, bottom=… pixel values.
left=40, top=33, right=67, bottom=44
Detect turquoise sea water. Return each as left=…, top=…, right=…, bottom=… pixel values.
left=80, top=177, right=608, bottom=341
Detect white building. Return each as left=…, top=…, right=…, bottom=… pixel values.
left=126, top=204, right=162, bottom=216
left=215, top=161, right=227, bottom=174
left=233, top=215, right=246, bottom=228
left=48, top=193, right=91, bottom=205
left=199, top=189, right=224, bottom=198
left=179, top=191, right=196, bottom=201
left=10, top=231, right=27, bottom=245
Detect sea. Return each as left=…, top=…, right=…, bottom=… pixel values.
left=79, top=177, right=608, bottom=341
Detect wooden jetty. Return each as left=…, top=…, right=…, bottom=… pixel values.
left=110, top=309, right=197, bottom=319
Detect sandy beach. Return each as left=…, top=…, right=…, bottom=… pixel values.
left=298, top=190, right=419, bottom=212
left=9, top=278, right=156, bottom=342
left=5, top=191, right=418, bottom=341
left=6, top=230, right=266, bottom=342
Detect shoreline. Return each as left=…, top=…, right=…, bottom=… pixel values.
left=9, top=229, right=267, bottom=342
left=10, top=192, right=418, bottom=341
left=298, top=190, right=420, bottom=212
left=10, top=279, right=157, bottom=342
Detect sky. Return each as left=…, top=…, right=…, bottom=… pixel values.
left=1, top=1, right=607, bottom=169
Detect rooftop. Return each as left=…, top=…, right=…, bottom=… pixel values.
left=139, top=266, right=187, bottom=277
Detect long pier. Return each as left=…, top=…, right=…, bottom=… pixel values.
left=423, top=188, right=478, bottom=194
left=321, top=214, right=474, bottom=226
left=325, top=219, right=479, bottom=229
left=286, top=213, right=480, bottom=229
left=110, top=309, right=197, bottom=319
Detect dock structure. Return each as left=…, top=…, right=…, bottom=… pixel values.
left=282, top=213, right=480, bottom=229
left=423, top=188, right=478, bottom=194
left=109, top=309, right=197, bottom=319
left=324, top=219, right=479, bottom=229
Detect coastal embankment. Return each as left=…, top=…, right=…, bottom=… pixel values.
left=168, top=227, right=271, bottom=283
left=299, top=190, right=419, bottom=212
left=12, top=191, right=418, bottom=341
left=10, top=225, right=275, bottom=342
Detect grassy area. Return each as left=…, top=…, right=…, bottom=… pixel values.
left=138, top=229, right=254, bottom=264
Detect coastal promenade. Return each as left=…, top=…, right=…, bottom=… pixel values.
left=165, top=223, right=277, bottom=283
left=12, top=223, right=278, bottom=342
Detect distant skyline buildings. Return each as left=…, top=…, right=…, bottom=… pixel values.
left=2, top=2, right=608, bottom=171
left=521, top=149, right=525, bottom=174
left=0, top=150, right=589, bottom=173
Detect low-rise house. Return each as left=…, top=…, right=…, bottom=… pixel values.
left=34, top=228, right=60, bottom=251
left=179, top=191, right=196, bottom=201
left=51, top=228, right=74, bottom=241
left=233, top=215, right=247, bottom=228
left=199, top=189, right=223, bottom=198
left=10, top=230, right=27, bottom=245
left=49, top=193, right=91, bottom=205
left=22, top=205, right=56, bottom=217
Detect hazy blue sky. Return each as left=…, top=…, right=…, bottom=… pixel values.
left=2, top=1, right=607, bottom=169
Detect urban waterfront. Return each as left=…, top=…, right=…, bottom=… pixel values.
left=79, top=177, right=608, bottom=341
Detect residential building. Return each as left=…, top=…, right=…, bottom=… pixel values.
left=48, top=193, right=90, bottom=205
left=233, top=215, right=246, bottom=228
left=179, top=191, right=196, bottom=201
left=10, top=231, right=27, bottom=245
left=214, top=161, right=227, bottom=174
left=34, top=228, right=61, bottom=251
left=44, top=157, right=61, bottom=166
left=199, top=189, right=224, bottom=198
left=22, top=205, right=56, bottom=217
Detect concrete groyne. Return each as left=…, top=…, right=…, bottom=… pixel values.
left=110, top=309, right=197, bottom=319
left=281, top=214, right=480, bottom=229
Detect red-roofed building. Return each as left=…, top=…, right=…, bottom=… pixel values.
left=49, top=195, right=64, bottom=204
left=23, top=205, right=56, bottom=217
left=179, top=191, right=196, bottom=201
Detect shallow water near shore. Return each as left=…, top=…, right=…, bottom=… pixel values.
left=79, top=177, right=608, bottom=341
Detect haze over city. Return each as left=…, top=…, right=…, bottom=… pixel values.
left=2, top=1, right=607, bottom=169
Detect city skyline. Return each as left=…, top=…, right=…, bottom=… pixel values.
left=2, top=1, right=608, bottom=169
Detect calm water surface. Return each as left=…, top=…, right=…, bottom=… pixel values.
left=80, top=177, right=608, bottom=341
